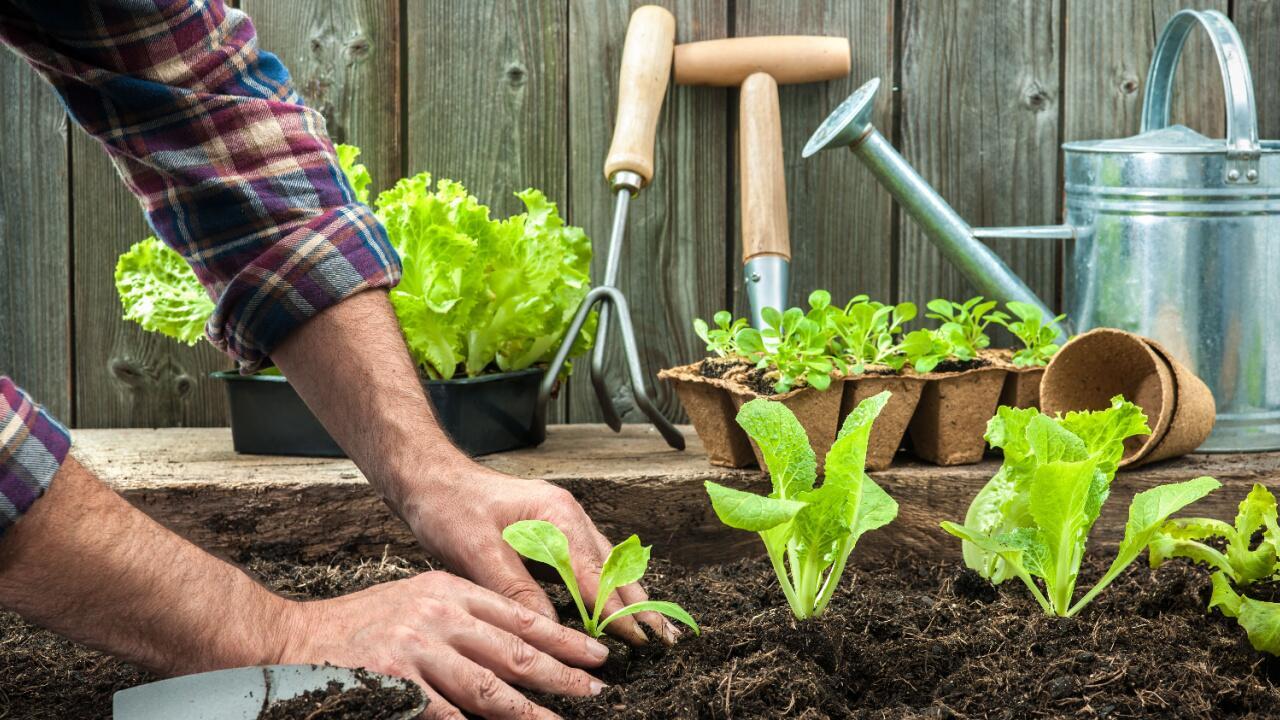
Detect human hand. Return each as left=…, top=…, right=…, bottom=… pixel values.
left=279, top=570, right=608, bottom=719
left=402, top=464, right=680, bottom=646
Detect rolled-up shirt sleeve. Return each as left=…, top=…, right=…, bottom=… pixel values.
left=0, top=0, right=401, bottom=372
left=0, top=378, right=70, bottom=537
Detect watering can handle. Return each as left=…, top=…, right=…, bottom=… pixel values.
left=1140, top=9, right=1260, bottom=183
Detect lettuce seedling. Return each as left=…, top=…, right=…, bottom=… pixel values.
left=1149, top=483, right=1280, bottom=586
left=925, top=296, right=1007, bottom=351
left=899, top=324, right=975, bottom=373
left=831, top=297, right=917, bottom=373
left=694, top=310, right=750, bottom=358
left=502, top=520, right=699, bottom=638
left=705, top=392, right=898, bottom=619
left=751, top=306, right=835, bottom=393
left=943, top=398, right=1220, bottom=616
left=1146, top=484, right=1280, bottom=655
left=996, top=301, right=1066, bottom=367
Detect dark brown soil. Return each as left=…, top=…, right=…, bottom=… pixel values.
left=3, top=550, right=1279, bottom=719
left=256, top=667, right=422, bottom=719
left=698, top=356, right=749, bottom=380
left=930, top=357, right=991, bottom=374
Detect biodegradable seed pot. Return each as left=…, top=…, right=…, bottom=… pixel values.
left=658, top=363, right=755, bottom=468
left=842, top=370, right=925, bottom=471
left=907, top=362, right=1008, bottom=465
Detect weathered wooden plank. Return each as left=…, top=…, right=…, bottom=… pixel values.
left=405, top=0, right=570, bottom=422
left=242, top=0, right=402, bottom=198
left=897, top=0, right=1061, bottom=316
left=1063, top=0, right=1228, bottom=145
left=565, top=0, right=729, bottom=425
left=1234, top=1, right=1280, bottom=141
left=0, top=52, right=71, bottom=421
left=70, top=134, right=228, bottom=428
left=76, top=425, right=1275, bottom=567
left=732, top=0, right=896, bottom=308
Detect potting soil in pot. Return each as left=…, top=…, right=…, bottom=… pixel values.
left=6, top=550, right=1280, bottom=719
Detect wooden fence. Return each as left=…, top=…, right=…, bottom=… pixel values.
left=1, top=0, right=1277, bottom=429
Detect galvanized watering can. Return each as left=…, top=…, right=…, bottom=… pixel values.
left=804, top=9, right=1279, bottom=453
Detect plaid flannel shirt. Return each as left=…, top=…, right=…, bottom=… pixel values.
left=0, top=0, right=401, bottom=536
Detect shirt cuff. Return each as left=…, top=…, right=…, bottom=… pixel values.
left=0, top=377, right=71, bottom=537
left=205, top=203, right=402, bottom=373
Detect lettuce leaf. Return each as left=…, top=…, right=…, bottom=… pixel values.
left=114, top=236, right=214, bottom=346
left=335, top=143, right=372, bottom=204
left=377, top=174, right=594, bottom=379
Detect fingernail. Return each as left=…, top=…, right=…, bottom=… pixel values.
left=589, top=679, right=607, bottom=696
left=586, top=638, right=610, bottom=661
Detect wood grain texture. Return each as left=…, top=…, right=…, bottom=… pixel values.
left=1063, top=0, right=1228, bottom=145
left=566, top=0, right=730, bottom=424
left=1233, top=1, right=1280, bottom=140
left=77, top=425, right=1273, bottom=566
left=733, top=0, right=895, bottom=312
left=242, top=0, right=402, bottom=197
left=897, top=0, right=1061, bottom=315
left=0, top=52, right=71, bottom=420
left=70, top=134, right=228, bottom=428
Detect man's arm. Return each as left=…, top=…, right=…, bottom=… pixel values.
left=272, top=289, right=679, bottom=645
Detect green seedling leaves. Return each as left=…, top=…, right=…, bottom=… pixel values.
left=503, top=520, right=698, bottom=638
left=694, top=310, right=751, bottom=359
left=995, top=301, right=1066, bottom=367
left=1210, top=571, right=1280, bottom=655
left=706, top=392, right=897, bottom=620
left=944, top=397, right=1216, bottom=616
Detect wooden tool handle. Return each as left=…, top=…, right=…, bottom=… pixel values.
left=604, top=5, right=676, bottom=186
left=739, top=72, right=790, bottom=263
left=675, top=36, right=850, bottom=87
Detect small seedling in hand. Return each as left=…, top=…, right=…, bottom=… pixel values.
left=942, top=398, right=1220, bottom=616
left=694, top=310, right=750, bottom=358
left=705, top=392, right=898, bottom=620
left=502, top=520, right=699, bottom=638
left=925, top=296, right=1007, bottom=351
left=1148, top=484, right=1280, bottom=655
left=996, top=301, right=1066, bottom=367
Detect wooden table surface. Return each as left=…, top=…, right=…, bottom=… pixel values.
left=75, top=426, right=1280, bottom=566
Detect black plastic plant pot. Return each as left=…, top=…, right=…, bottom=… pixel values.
left=212, top=371, right=345, bottom=458
left=213, top=367, right=547, bottom=458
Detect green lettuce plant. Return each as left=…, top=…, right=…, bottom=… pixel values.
left=830, top=296, right=916, bottom=373
left=693, top=310, right=750, bottom=358
left=334, top=143, right=372, bottom=204
left=376, top=173, right=594, bottom=379
left=502, top=520, right=698, bottom=638
left=115, top=236, right=215, bottom=346
left=943, top=398, right=1221, bottom=616
left=705, top=392, right=898, bottom=619
left=996, top=301, right=1066, bottom=367
left=925, top=296, right=1007, bottom=351
left=899, top=324, right=975, bottom=373
left=1148, top=484, right=1280, bottom=655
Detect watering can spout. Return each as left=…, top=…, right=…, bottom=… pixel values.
left=805, top=78, right=1066, bottom=339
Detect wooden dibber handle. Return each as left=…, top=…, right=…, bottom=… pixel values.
left=604, top=5, right=676, bottom=187
left=739, top=73, right=790, bottom=263
left=674, top=36, right=850, bottom=87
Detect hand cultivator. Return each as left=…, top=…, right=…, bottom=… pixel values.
left=533, top=6, right=685, bottom=450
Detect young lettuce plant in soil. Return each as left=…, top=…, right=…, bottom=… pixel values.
left=829, top=296, right=916, bottom=374
left=898, top=323, right=976, bottom=374
left=994, top=300, right=1066, bottom=367
left=942, top=398, right=1221, bottom=616
left=1149, top=483, right=1280, bottom=654
left=704, top=391, right=898, bottom=619
left=693, top=310, right=749, bottom=359
left=502, top=520, right=699, bottom=638
left=925, top=296, right=1008, bottom=353
left=739, top=304, right=836, bottom=393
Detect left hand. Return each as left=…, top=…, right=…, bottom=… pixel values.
left=403, top=463, right=679, bottom=646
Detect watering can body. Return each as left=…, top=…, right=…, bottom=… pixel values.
left=805, top=9, right=1279, bottom=452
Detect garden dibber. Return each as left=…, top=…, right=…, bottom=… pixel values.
left=534, top=5, right=685, bottom=450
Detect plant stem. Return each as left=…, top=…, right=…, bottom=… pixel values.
left=765, top=543, right=806, bottom=620
left=813, top=538, right=856, bottom=617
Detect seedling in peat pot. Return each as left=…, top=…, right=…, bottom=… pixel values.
left=942, top=397, right=1221, bottom=617
left=694, top=310, right=750, bottom=358
left=750, top=306, right=836, bottom=393
left=502, top=520, right=699, bottom=638
left=995, top=301, right=1066, bottom=367
left=925, top=296, right=1008, bottom=352
left=705, top=391, right=899, bottom=620
left=1149, top=484, right=1280, bottom=655
left=830, top=297, right=917, bottom=373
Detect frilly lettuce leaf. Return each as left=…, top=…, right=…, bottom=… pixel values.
left=335, top=143, right=372, bottom=204
left=114, top=236, right=214, bottom=346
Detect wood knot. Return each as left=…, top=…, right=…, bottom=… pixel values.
left=1021, top=79, right=1051, bottom=112
left=1119, top=75, right=1140, bottom=95
left=173, top=374, right=195, bottom=397
left=109, top=358, right=146, bottom=388
left=347, top=35, right=371, bottom=58
left=504, top=62, right=527, bottom=86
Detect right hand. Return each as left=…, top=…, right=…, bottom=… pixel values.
left=277, top=570, right=609, bottom=719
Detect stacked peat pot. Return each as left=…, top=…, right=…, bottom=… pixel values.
left=661, top=293, right=1066, bottom=471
